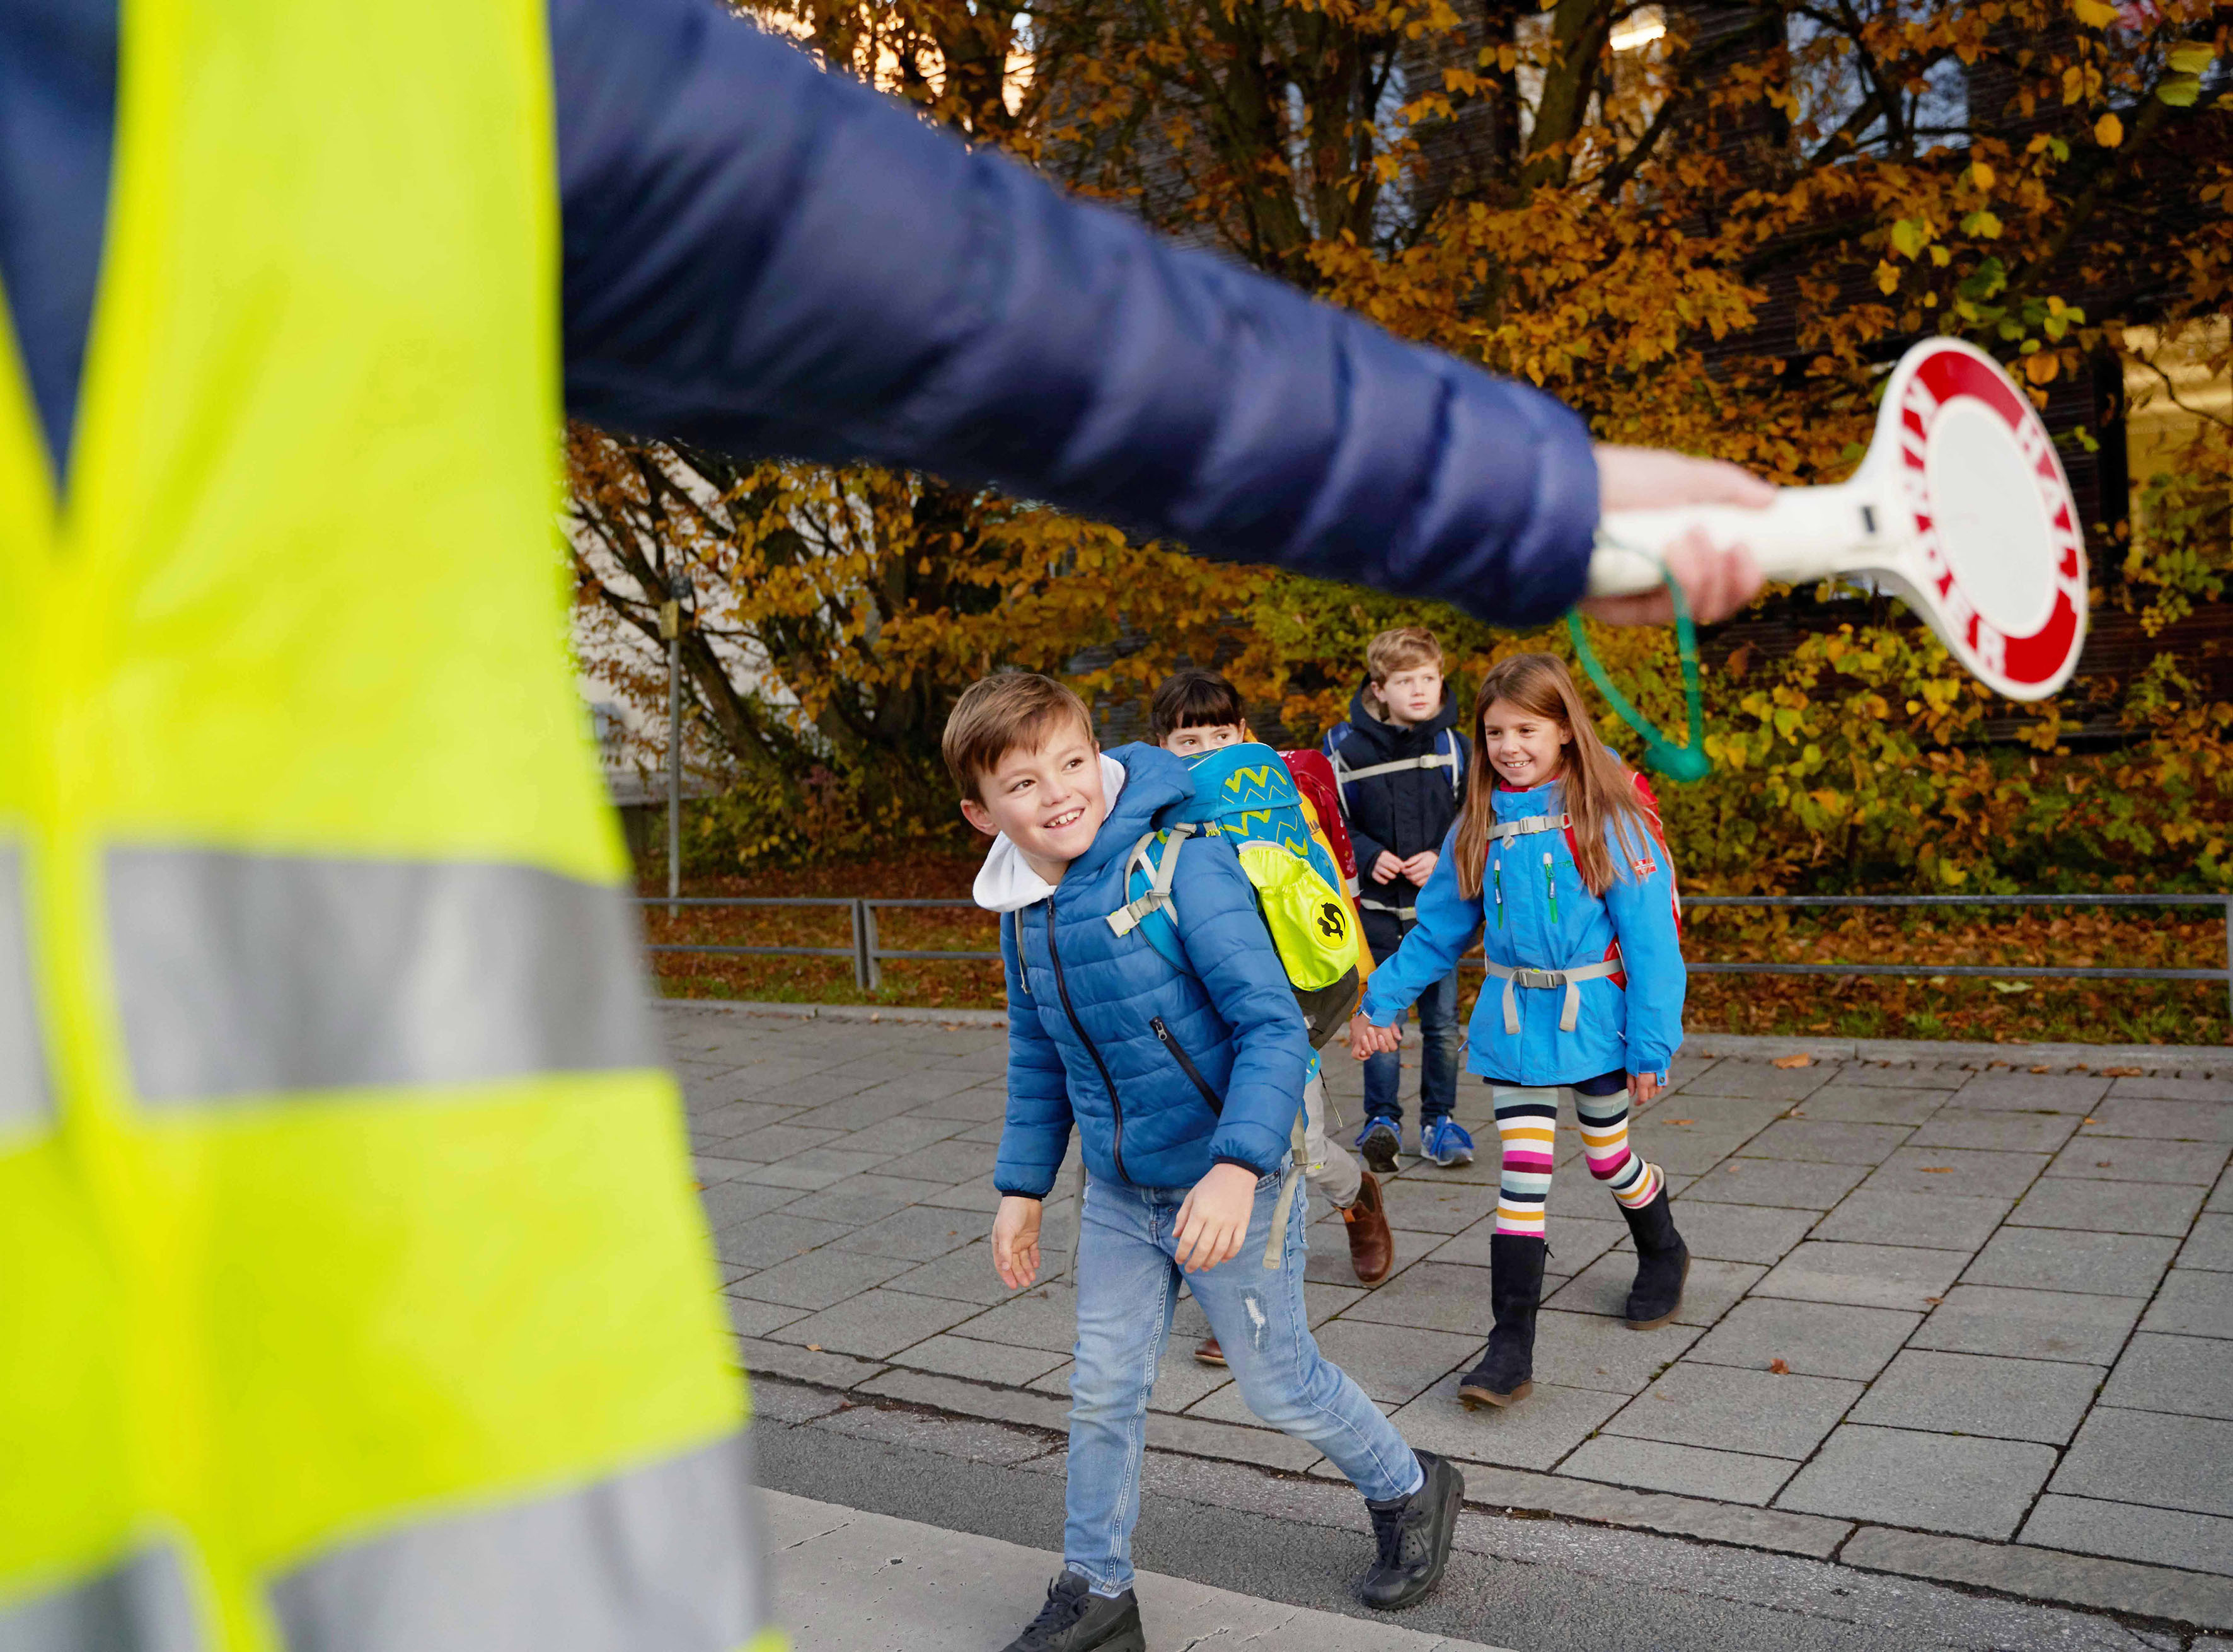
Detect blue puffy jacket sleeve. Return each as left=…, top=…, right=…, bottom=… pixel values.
left=994, top=908, right=1074, bottom=1199
left=553, top=0, right=1600, bottom=627
left=1358, top=829, right=1480, bottom=1023
left=1168, top=841, right=1313, bottom=1175
left=1602, top=836, right=1687, bottom=1080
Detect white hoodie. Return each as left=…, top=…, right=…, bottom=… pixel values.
left=971, top=751, right=1129, bottom=915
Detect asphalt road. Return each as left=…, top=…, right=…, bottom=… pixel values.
left=753, top=1385, right=2200, bottom=1652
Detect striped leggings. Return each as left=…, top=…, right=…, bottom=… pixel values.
left=1491, top=1083, right=1664, bottom=1239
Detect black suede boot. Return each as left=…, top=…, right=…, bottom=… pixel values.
left=1618, top=1184, right=1690, bottom=1329
left=1456, top=1233, right=1545, bottom=1408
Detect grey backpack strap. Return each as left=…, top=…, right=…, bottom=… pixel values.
left=1105, top=823, right=1196, bottom=938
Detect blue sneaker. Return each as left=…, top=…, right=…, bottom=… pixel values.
left=1356, top=1116, right=1402, bottom=1174
left=1422, top=1118, right=1475, bottom=1168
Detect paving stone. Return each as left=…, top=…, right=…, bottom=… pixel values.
left=1383, top=1375, right=1625, bottom=1472
left=822, top=1116, right=974, bottom=1156
left=1678, top=1157, right=1871, bottom=1211
left=1434, top=1460, right=1854, bottom=1558
left=1686, top=1298, right=1921, bottom=1380
left=859, top=1366, right=1073, bottom=1435
left=1842, top=1523, right=2233, bottom=1630
left=2112, top=1074, right=2233, bottom=1104
left=1909, top=1106, right=2083, bottom=1155
left=698, top=1179, right=807, bottom=1230
left=1851, top=1348, right=2103, bottom=1444
left=2041, top=1138, right=2233, bottom=1186
left=2143, top=1270, right=2233, bottom=1337
left=1559, top=1436, right=1799, bottom=1506
left=887, top=1333, right=1071, bottom=1388
left=1963, top=1227, right=2179, bottom=1298
left=692, top=1100, right=809, bottom=1140
left=2010, top=1175, right=2207, bottom=1237
left=1912, top=1284, right=2144, bottom=1364
left=829, top=1205, right=982, bottom=1262
left=693, top=1153, right=761, bottom=1186
left=1642, top=1095, right=1788, bottom=1133
left=1953, top=1071, right=2110, bottom=1112
left=1528, top=1308, right=1702, bottom=1395
left=880, top=1241, right=1017, bottom=1307
left=908, top=1087, right=1012, bottom=1122
left=1375, top=1177, right=1501, bottom=1235
left=746, top=1375, right=848, bottom=1426
left=1775, top=1424, right=2055, bottom=1539
left=1603, top=1361, right=1861, bottom=1458
left=714, top=1212, right=860, bottom=1271
left=1809, top=1187, right=2009, bottom=1252
left=736, top=1247, right=918, bottom=1311
left=954, top=1281, right=1081, bottom=1353
left=736, top=1155, right=882, bottom=1192
left=1745, top=1119, right=1915, bottom=1165
left=1676, top=1060, right=1834, bottom=1101
left=1426, top=1213, right=1626, bottom=1276
left=1646, top=1128, right=1766, bottom=1176
left=1863, top=1146, right=2050, bottom=1200
left=1543, top=1254, right=1764, bottom=1326
left=2023, top=1493, right=2233, bottom=1579
left=2053, top=1407, right=2233, bottom=1518
left=768, top=1286, right=984, bottom=1360
left=1143, top=1411, right=1323, bottom=1472
left=1754, top=1240, right=1967, bottom=1311
left=1341, top=1261, right=1496, bottom=1337
left=1837, top=1063, right=1966, bottom=1090
left=725, top=1295, right=811, bottom=1339
left=1634, top=1199, right=1816, bottom=1264
left=2104, top=1331, right=2233, bottom=1420
left=915, top=1172, right=1006, bottom=1213
left=807, top=1400, right=1059, bottom=1466
left=2183, top=1213, right=2233, bottom=1271
left=780, top=1173, right=949, bottom=1227
left=1784, top=1085, right=1949, bottom=1126
left=716, top=1123, right=855, bottom=1162
left=843, top=1137, right=996, bottom=1187
left=2215, top=1169, right=2233, bottom=1215
left=2083, top=1099, right=2233, bottom=1143
left=736, top=1335, right=887, bottom=1391
left=1301, top=1320, right=1480, bottom=1406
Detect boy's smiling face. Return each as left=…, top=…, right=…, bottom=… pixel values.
left=959, top=718, right=1107, bottom=879
left=1161, top=720, right=1248, bottom=759
left=1376, top=663, right=1443, bottom=726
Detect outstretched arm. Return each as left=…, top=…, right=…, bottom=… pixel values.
left=553, top=0, right=1766, bottom=628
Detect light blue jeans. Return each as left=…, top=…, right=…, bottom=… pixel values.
left=1063, top=1164, right=1424, bottom=1594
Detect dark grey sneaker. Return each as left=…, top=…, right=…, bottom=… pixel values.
left=1359, top=1450, right=1463, bottom=1610
left=999, top=1573, right=1146, bottom=1652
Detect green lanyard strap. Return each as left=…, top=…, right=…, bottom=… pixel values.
left=1564, top=543, right=1712, bottom=784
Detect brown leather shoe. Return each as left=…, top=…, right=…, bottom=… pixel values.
left=1195, top=1336, right=1226, bottom=1366
left=1343, top=1170, right=1395, bottom=1285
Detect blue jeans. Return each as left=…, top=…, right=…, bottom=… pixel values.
left=1063, top=1167, right=1423, bottom=1593
left=1364, top=965, right=1460, bottom=1125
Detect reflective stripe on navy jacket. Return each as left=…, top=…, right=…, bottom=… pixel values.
left=995, top=746, right=1312, bottom=1199
left=0, top=0, right=1599, bottom=626
left=1325, top=682, right=1470, bottom=937
left=1358, top=778, right=1687, bottom=1087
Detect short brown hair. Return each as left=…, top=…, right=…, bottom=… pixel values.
left=1149, top=669, right=1247, bottom=743
left=942, top=673, right=1095, bottom=802
left=1366, top=626, right=1444, bottom=683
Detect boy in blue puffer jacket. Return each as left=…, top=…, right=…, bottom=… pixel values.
left=950, top=673, right=1462, bottom=1651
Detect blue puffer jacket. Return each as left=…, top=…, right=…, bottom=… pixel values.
left=1358, top=776, right=1687, bottom=1087
left=994, top=746, right=1312, bottom=1198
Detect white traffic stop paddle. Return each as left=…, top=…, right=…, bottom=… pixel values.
left=1586, top=338, right=2089, bottom=702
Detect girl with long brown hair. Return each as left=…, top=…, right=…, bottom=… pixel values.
left=1349, top=652, right=1690, bottom=1409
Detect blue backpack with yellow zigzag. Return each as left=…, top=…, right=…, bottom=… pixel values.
left=1105, top=742, right=1360, bottom=1047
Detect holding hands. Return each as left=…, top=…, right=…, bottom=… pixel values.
left=1349, top=1014, right=1401, bottom=1060
left=1371, top=850, right=1440, bottom=887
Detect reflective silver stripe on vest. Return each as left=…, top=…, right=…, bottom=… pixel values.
left=268, top=1430, right=766, bottom=1652
left=0, top=845, right=50, bottom=1130
left=107, top=851, right=654, bottom=1105
left=0, top=1543, right=200, bottom=1652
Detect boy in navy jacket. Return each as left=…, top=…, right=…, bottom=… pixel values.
left=1325, top=627, right=1474, bottom=1172
left=952, top=673, right=1462, bottom=1651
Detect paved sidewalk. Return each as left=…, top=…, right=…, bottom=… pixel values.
left=673, top=1002, right=2233, bottom=1631
left=767, top=1491, right=1513, bottom=1650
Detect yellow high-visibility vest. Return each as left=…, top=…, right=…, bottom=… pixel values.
left=0, top=2, right=776, bottom=1648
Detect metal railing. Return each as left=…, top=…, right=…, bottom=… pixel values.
left=639, top=892, right=2233, bottom=1017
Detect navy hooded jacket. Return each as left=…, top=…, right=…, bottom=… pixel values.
left=993, top=746, right=1312, bottom=1198
left=1, top=0, right=1600, bottom=628
left=1327, top=683, right=1471, bottom=942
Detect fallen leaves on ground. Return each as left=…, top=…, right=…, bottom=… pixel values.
left=1768, top=1358, right=1791, bottom=1374
left=1774, top=1053, right=1816, bottom=1069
